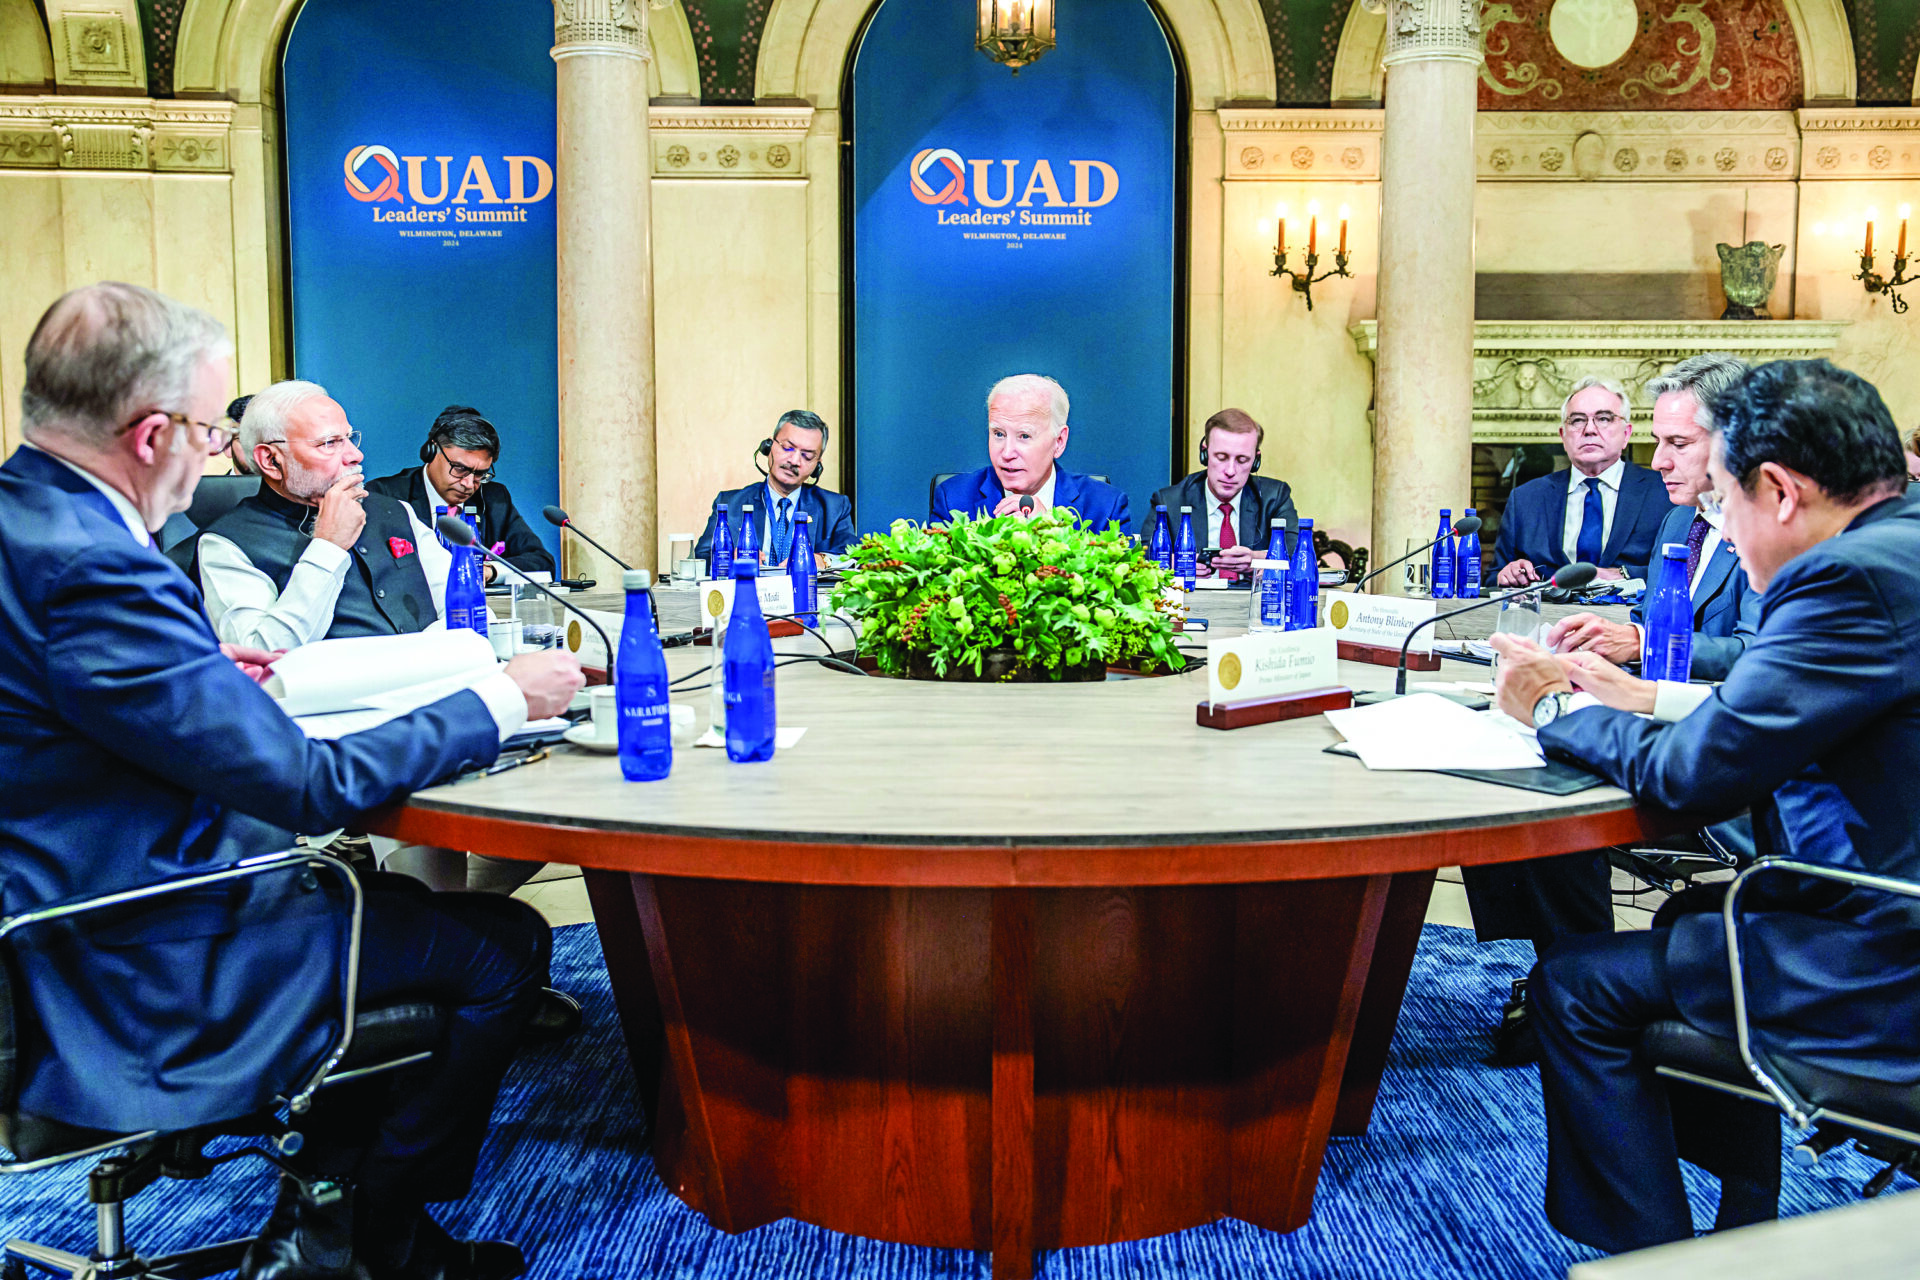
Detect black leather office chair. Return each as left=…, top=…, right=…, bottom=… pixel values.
left=1638, top=859, right=1920, bottom=1198
left=927, top=472, right=1112, bottom=521
left=184, top=475, right=256, bottom=531
left=0, top=853, right=447, bottom=1280
left=1610, top=824, right=1743, bottom=899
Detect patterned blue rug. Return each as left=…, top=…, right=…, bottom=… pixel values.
left=3, top=923, right=1912, bottom=1278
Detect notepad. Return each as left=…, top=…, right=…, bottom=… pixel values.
left=1324, top=693, right=1544, bottom=771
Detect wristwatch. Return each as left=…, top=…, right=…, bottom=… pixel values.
left=1531, top=690, right=1576, bottom=729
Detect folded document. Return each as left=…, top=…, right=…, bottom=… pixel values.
left=1324, top=693, right=1544, bottom=771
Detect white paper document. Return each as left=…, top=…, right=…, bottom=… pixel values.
left=266, top=630, right=498, bottom=718
left=1324, top=693, right=1544, bottom=771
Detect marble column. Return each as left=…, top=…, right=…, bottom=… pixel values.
left=552, top=0, right=657, bottom=577
left=1370, top=0, right=1479, bottom=593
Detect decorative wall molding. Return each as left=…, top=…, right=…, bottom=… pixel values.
left=0, top=96, right=232, bottom=171
left=650, top=106, right=813, bottom=177
left=1380, top=0, right=1482, bottom=69
left=1219, top=109, right=1383, bottom=181
left=1796, top=108, right=1920, bottom=180
left=1477, top=111, right=1801, bottom=181
left=1352, top=320, right=1850, bottom=443
left=552, top=0, right=651, bottom=59
left=42, top=0, right=146, bottom=92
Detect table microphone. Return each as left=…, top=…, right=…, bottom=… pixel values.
left=440, top=515, right=617, bottom=684
left=1392, top=561, right=1596, bottom=695
left=1349, top=515, right=1483, bottom=594
left=1018, top=494, right=1034, bottom=515
left=541, top=505, right=633, bottom=571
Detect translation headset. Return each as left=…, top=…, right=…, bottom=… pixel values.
left=755, top=436, right=825, bottom=484
left=421, top=414, right=497, bottom=465
left=1199, top=433, right=1261, bottom=472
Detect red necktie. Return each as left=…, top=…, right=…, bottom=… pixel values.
left=1218, top=501, right=1236, bottom=580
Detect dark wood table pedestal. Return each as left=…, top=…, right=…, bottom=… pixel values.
left=584, top=865, right=1440, bottom=1280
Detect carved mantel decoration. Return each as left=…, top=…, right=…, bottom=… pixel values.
left=0, top=97, right=233, bottom=173
left=552, top=0, right=652, bottom=60
left=649, top=107, right=813, bottom=178
left=1350, top=321, right=1849, bottom=443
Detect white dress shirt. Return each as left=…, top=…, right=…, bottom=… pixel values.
left=1560, top=457, right=1626, bottom=565
left=28, top=443, right=151, bottom=547
left=199, top=499, right=452, bottom=652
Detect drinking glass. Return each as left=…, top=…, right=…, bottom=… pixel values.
left=1402, top=538, right=1430, bottom=597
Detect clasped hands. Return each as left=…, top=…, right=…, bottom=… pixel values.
left=1488, top=633, right=1656, bottom=725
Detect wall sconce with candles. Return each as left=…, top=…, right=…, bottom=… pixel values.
left=976, top=0, right=1055, bottom=70
left=1855, top=204, right=1913, bottom=314
left=1265, top=201, right=1351, bottom=312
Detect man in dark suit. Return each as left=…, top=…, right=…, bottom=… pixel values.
left=367, top=405, right=556, bottom=580
left=2, top=283, right=584, bottom=1280
left=1465, top=359, right=1762, bottom=1059
left=1490, top=358, right=1920, bottom=1254
left=693, top=409, right=856, bottom=566
left=1494, top=377, right=1673, bottom=586
left=931, top=374, right=1132, bottom=535
left=1148, top=408, right=1296, bottom=578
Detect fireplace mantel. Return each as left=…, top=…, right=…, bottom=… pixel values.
left=1349, top=321, right=1851, bottom=444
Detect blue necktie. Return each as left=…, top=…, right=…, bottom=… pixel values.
left=1575, top=477, right=1604, bottom=564
left=772, top=496, right=793, bottom=565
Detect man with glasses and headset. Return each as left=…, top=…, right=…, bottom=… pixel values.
left=1494, top=376, right=1674, bottom=588
left=368, top=406, right=555, bottom=582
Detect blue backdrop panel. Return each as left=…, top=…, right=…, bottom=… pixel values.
left=282, top=0, right=558, bottom=563
left=851, top=0, right=1177, bottom=533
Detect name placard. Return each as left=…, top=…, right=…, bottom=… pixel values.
left=701, top=575, right=797, bottom=625
left=1207, top=627, right=1337, bottom=705
left=1325, top=593, right=1437, bottom=654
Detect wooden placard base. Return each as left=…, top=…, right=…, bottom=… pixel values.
left=1196, top=686, right=1353, bottom=730
left=1338, top=640, right=1441, bottom=672
left=694, top=619, right=805, bottom=646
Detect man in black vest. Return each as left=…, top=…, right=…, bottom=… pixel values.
left=367, top=405, right=555, bottom=581
left=197, top=380, right=447, bottom=649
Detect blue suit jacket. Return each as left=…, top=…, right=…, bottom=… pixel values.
left=931, top=465, right=1133, bottom=537
left=0, top=445, right=503, bottom=1131
left=1542, top=494, right=1920, bottom=1083
left=694, top=482, right=857, bottom=562
left=1494, top=461, right=1673, bottom=582
left=1628, top=503, right=1760, bottom=681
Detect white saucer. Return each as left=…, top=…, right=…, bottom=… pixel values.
left=562, top=723, right=618, bottom=754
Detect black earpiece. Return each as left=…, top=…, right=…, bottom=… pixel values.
left=757, top=437, right=824, bottom=483
left=419, top=428, right=446, bottom=466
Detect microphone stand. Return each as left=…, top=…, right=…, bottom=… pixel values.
left=440, top=514, right=617, bottom=686
left=542, top=506, right=633, bottom=571
left=1392, top=562, right=1598, bottom=695
left=1348, top=517, right=1483, bottom=595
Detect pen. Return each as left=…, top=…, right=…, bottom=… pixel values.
left=464, top=747, right=549, bottom=782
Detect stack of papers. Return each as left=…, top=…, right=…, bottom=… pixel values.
left=273, top=631, right=502, bottom=739
left=1324, top=693, right=1544, bottom=771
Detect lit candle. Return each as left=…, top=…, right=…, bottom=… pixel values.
left=1276, top=202, right=1287, bottom=254
left=1901, top=204, right=1911, bottom=259
left=1307, top=200, right=1319, bottom=256
left=1865, top=207, right=1877, bottom=258
left=1338, top=204, right=1350, bottom=255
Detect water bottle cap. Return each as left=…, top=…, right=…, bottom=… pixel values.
left=622, top=569, right=653, bottom=590
left=1155, top=504, right=1167, bottom=511
left=1300, top=518, right=1314, bottom=527
left=1180, top=505, right=1193, bottom=512
left=743, top=502, right=755, bottom=511
left=1270, top=518, right=1283, bottom=527
left=795, top=512, right=811, bottom=522
left=1662, top=542, right=1688, bottom=558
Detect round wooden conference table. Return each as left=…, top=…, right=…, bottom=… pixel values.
left=369, top=595, right=1658, bottom=1280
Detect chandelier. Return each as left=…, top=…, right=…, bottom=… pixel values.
left=976, top=0, right=1055, bottom=71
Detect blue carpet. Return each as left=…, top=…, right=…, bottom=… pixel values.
left=3, top=922, right=1913, bottom=1278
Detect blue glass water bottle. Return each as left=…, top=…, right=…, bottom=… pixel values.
left=433, top=505, right=453, bottom=549
left=723, top=557, right=777, bottom=762
left=1289, top=517, right=1317, bottom=629
left=1642, top=542, right=1694, bottom=683
left=1430, top=509, right=1455, bottom=600
left=446, top=542, right=487, bottom=635
left=1174, top=505, right=1197, bottom=591
left=738, top=501, right=761, bottom=567
left=1149, top=505, right=1173, bottom=570
left=709, top=498, right=734, bottom=577
left=616, top=569, right=672, bottom=781
left=789, top=511, right=817, bottom=626
left=1259, top=518, right=1289, bottom=630
left=1458, top=507, right=1482, bottom=599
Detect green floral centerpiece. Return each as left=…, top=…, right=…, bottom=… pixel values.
left=830, top=510, right=1183, bottom=681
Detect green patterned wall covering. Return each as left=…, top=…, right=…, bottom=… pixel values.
left=1845, top=0, right=1920, bottom=103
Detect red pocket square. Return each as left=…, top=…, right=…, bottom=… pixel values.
left=388, top=536, right=416, bottom=559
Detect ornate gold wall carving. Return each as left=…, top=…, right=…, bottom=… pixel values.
left=650, top=106, right=812, bottom=177
left=1797, top=109, right=1920, bottom=180
left=0, top=96, right=231, bottom=170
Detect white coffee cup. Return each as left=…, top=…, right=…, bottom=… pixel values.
left=588, top=685, right=618, bottom=743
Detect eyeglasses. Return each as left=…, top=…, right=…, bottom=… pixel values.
left=1563, top=412, right=1625, bottom=430
left=119, top=410, right=239, bottom=456
left=261, top=429, right=363, bottom=457
left=437, top=447, right=495, bottom=483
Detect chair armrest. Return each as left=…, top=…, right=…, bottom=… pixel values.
left=1722, top=858, right=1920, bottom=1128
left=0, top=851, right=365, bottom=1116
